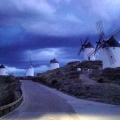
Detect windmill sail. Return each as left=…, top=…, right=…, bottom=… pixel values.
left=78, top=37, right=89, bottom=55
left=94, top=20, right=106, bottom=55
left=105, top=47, right=116, bottom=64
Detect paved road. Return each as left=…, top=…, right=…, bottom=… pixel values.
left=2, top=80, right=79, bottom=120
left=2, top=80, right=120, bottom=120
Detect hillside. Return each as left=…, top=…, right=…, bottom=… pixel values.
left=89, top=67, right=120, bottom=84
left=31, top=60, right=120, bottom=105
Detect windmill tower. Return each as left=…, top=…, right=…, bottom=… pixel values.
left=26, top=65, right=34, bottom=77
left=78, top=37, right=96, bottom=61
left=25, top=58, right=34, bottom=77
left=50, top=58, right=59, bottom=70
left=101, top=36, right=120, bottom=68
left=0, top=65, right=6, bottom=75
left=94, top=20, right=120, bottom=69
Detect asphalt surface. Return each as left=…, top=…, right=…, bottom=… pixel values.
left=2, top=80, right=120, bottom=120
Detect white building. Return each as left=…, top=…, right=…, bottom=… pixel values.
left=77, top=68, right=81, bottom=71
left=101, top=36, right=120, bottom=69
left=50, top=58, right=59, bottom=70
left=0, top=65, right=6, bottom=75
left=84, top=42, right=96, bottom=60
left=26, top=65, right=34, bottom=76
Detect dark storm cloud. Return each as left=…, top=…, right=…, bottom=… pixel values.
left=0, top=33, right=83, bottom=63
left=0, top=0, right=120, bottom=76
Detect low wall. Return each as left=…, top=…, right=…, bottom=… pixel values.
left=0, top=93, right=23, bottom=117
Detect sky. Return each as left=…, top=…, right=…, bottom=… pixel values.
left=0, top=0, right=120, bottom=76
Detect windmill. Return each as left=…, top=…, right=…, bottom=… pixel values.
left=0, top=65, right=6, bottom=75
left=25, top=57, right=41, bottom=77
left=50, top=58, right=59, bottom=70
left=25, top=58, right=34, bottom=77
left=78, top=37, right=95, bottom=61
left=0, top=65, right=14, bottom=76
left=93, top=20, right=120, bottom=68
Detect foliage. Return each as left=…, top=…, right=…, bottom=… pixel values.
left=0, top=75, right=16, bottom=83
left=97, top=78, right=104, bottom=83
left=51, top=80, right=58, bottom=85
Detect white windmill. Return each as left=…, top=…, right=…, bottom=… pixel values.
left=25, top=58, right=34, bottom=77
left=0, top=64, right=6, bottom=75
left=94, top=20, right=120, bottom=69
left=78, top=37, right=96, bottom=61
left=50, top=58, right=59, bottom=70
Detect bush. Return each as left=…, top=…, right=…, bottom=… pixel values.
left=98, top=78, right=104, bottom=83
left=4, top=75, right=16, bottom=83
left=51, top=80, right=58, bottom=85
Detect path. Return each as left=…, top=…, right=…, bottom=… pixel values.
left=79, top=73, right=97, bottom=85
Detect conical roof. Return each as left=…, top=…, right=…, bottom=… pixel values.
left=102, top=36, right=120, bottom=48
left=0, top=65, right=5, bottom=68
left=84, top=42, right=94, bottom=48
left=50, top=58, right=59, bottom=63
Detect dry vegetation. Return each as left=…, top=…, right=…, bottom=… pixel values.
left=89, top=68, right=120, bottom=84
left=0, top=75, right=21, bottom=107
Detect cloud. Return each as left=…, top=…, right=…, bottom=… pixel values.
left=25, top=20, right=85, bottom=36
left=24, top=48, right=66, bottom=62
left=63, top=13, right=83, bottom=23
left=12, top=0, right=55, bottom=15
left=24, top=47, right=81, bottom=66
left=35, top=65, right=49, bottom=74
left=6, top=66, right=25, bottom=76
left=0, top=0, right=120, bottom=36
left=5, top=65, right=49, bottom=76
left=0, top=0, right=95, bottom=36
left=90, top=0, right=120, bottom=20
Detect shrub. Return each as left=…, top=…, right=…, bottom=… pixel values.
left=51, top=80, right=58, bottom=85
left=4, top=75, right=16, bottom=83
left=98, top=78, right=104, bottom=83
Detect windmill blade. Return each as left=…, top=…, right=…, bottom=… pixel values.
left=90, top=40, right=106, bottom=56
left=29, top=58, right=34, bottom=67
left=5, top=67, right=13, bottom=75
left=84, top=36, right=89, bottom=45
left=96, top=20, right=105, bottom=41
left=78, top=37, right=89, bottom=55
left=109, top=27, right=120, bottom=37
left=78, top=39, right=84, bottom=55
left=25, top=68, right=29, bottom=76
left=78, top=46, right=84, bottom=55
left=94, top=33, right=105, bottom=55
left=94, top=38, right=116, bottom=64
left=96, top=20, right=104, bottom=37
left=105, top=47, right=116, bottom=64
left=102, top=39, right=116, bottom=64
left=94, top=20, right=106, bottom=55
